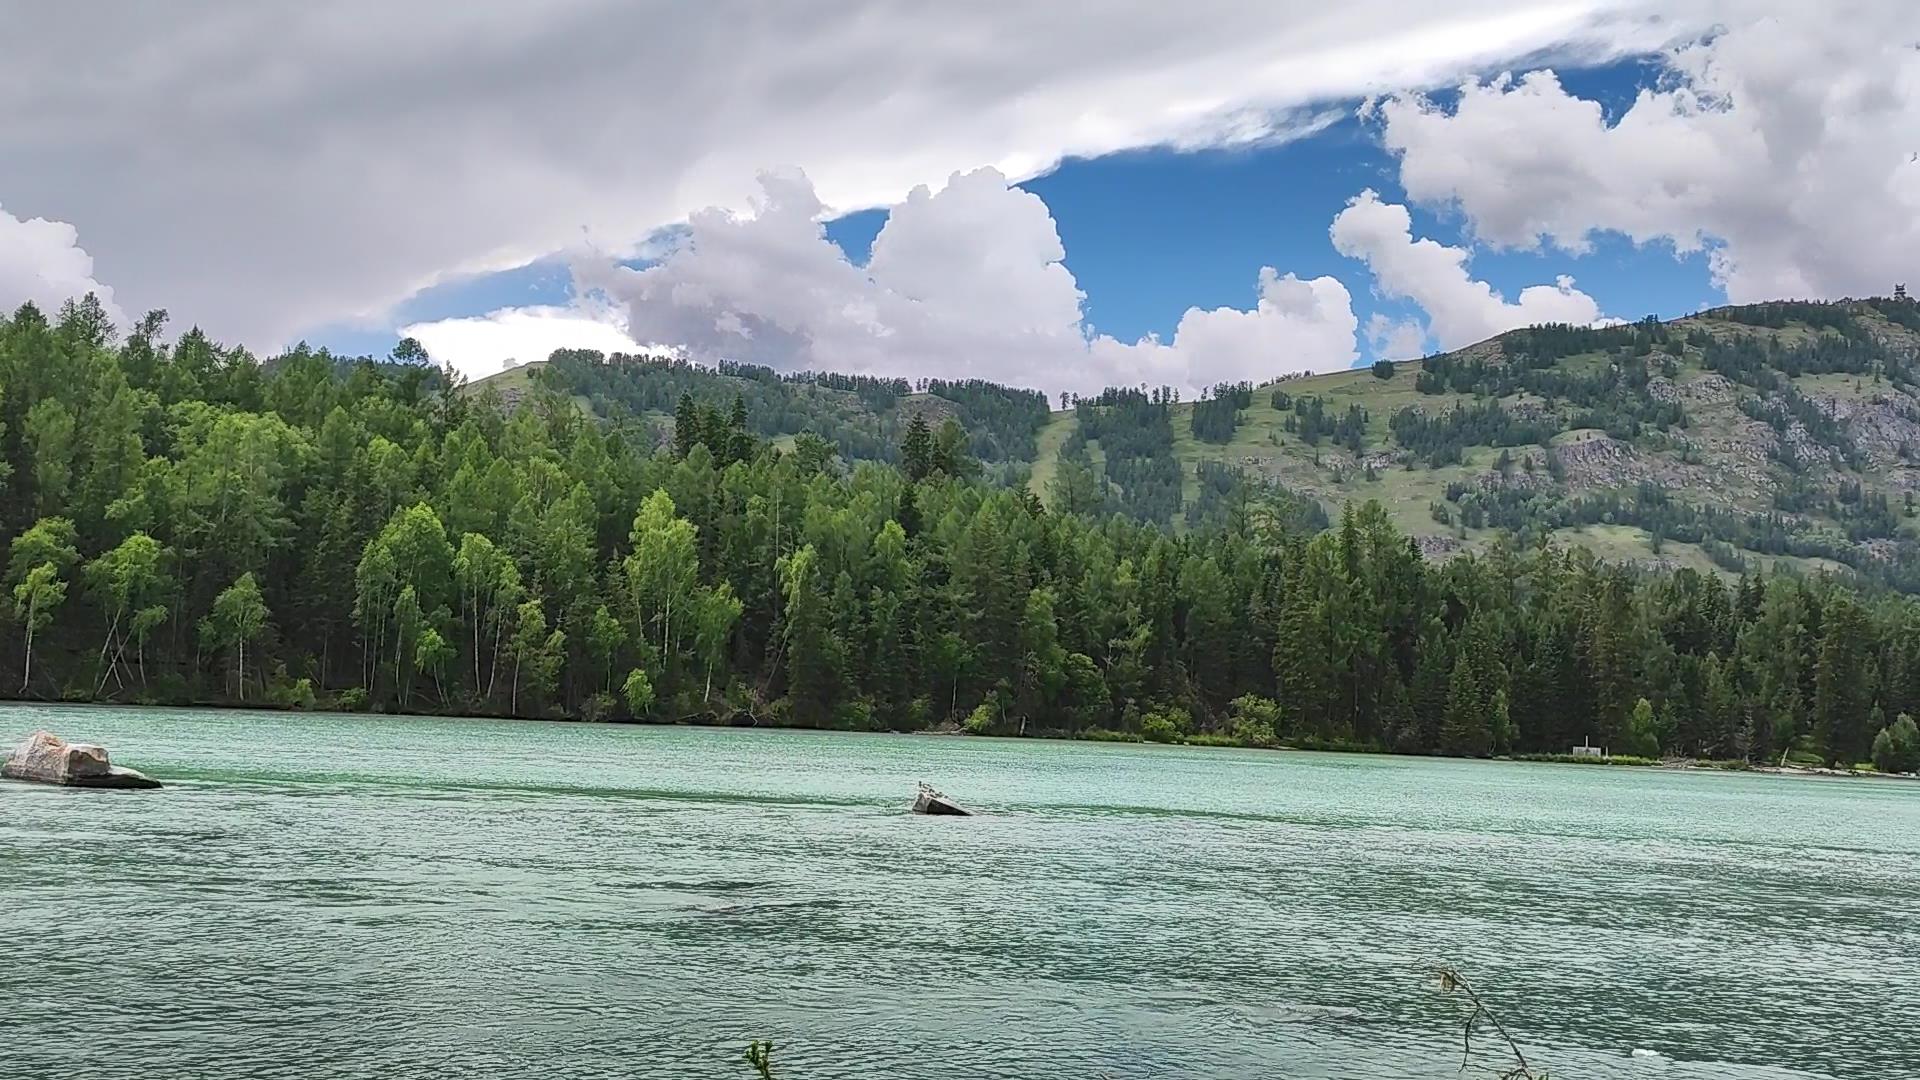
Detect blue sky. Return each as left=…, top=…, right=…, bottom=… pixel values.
left=305, top=55, right=1720, bottom=373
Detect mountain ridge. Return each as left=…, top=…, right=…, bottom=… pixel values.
left=480, top=293, right=1920, bottom=589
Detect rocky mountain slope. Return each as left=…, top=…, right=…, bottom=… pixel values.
left=1044, top=295, right=1920, bottom=586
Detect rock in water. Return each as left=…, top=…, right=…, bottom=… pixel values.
left=1, top=730, right=161, bottom=789
left=910, top=782, right=971, bottom=816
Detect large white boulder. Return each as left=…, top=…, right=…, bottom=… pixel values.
left=1, top=730, right=161, bottom=789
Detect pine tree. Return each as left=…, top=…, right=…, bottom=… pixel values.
left=901, top=414, right=933, bottom=482
left=779, top=545, right=839, bottom=727
left=726, top=394, right=753, bottom=465
left=1409, top=633, right=1451, bottom=753
left=1813, top=595, right=1873, bottom=767
left=1441, top=649, right=1492, bottom=756
left=672, top=393, right=699, bottom=458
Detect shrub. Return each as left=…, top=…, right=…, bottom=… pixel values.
left=1182, top=732, right=1242, bottom=748
left=1229, top=695, right=1282, bottom=747
left=1621, top=697, right=1661, bottom=758
left=578, top=692, right=616, bottom=723
left=622, top=668, right=655, bottom=716
left=834, top=699, right=876, bottom=731
left=1371, top=359, right=1396, bottom=380
left=266, top=677, right=316, bottom=710
left=1871, top=713, right=1920, bottom=773
left=332, top=686, right=370, bottom=712
left=1140, top=706, right=1191, bottom=744
left=1233, top=719, right=1275, bottom=748
left=903, top=696, right=933, bottom=731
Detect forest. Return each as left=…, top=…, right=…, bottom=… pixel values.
left=3, top=295, right=1919, bottom=772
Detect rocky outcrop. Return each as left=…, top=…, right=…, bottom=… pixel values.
left=1829, top=394, right=1920, bottom=468
left=1554, top=434, right=1639, bottom=487
left=1, top=730, right=161, bottom=789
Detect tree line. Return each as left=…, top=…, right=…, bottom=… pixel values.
left=2, top=296, right=1918, bottom=768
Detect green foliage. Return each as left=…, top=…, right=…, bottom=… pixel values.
left=266, top=676, right=317, bottom=710
left=1370, top=359, right=1396, bottom=380
left=544, top=351, right=1048, bottom=465
left=1073, top=387, right=1182, bottom=524
left=1140, top=706, right=1191, bottom=744
left=743, top=1040, right=778, bottom=1080
left=8, top=294, right=1920, bottom=771
left=901, top=413, right=933, bottom=481
left=1291, top=395, right=1367, bottom=453
left=12, top=561, right=67, bottom=693
left=1229, top=695, right=1282, bottom=747
left=200, top=572, right=269, bottom=700
left=1621, top=698, right=1662, bottom=758
left=1190, top=382, right=1252, bottom=443
left=1871, top=713, right=1920, bottom=773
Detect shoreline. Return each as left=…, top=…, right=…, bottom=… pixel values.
left=3, top=696, right=1914, bottom=783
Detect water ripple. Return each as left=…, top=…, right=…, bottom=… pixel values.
left=1, top=705, right=1914, bottom=1079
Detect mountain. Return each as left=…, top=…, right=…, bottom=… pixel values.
left=1098, top=296, right=1920, bottom=587
left=468, top=350, right=1052, bottom=470
left=479, top=295, right=1920, bottom=590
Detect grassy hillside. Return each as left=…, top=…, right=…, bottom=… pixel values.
left=1037, top=296, right=1920, bottom=586
left=469, top=297, right=1920, bottom=588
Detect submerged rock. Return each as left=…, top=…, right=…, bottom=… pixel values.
left=1, top=730, right=161, bottom=789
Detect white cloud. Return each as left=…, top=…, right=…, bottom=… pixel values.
left=586, top=168, right=1356, bottom=395
left=1367, top=313, right=1430, bottom=361
left=403, top=303, right=641, bottom=379
left=1101, top=271, right=1359, bottom=387
left=1331, top=190, right=1605, bottom=349
left=1374, top=1, right=1920, bottom=302
left=0, top=204, right=122, bottom=323
left=0, top=1, right=1700, bottom=348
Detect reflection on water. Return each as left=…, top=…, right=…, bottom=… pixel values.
left=1, top=704, right=1913, bottom=1079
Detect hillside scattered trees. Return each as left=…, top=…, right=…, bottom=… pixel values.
left=1190, top=382, right=1253, bottom=444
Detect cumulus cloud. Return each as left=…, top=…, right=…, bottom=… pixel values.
left=1331, top=190, right=1605, bottom=349
left=402, top=303, right=642, bottom=379
left=0, top=204, right=122, bottom=323
left=1367, top=313, right=1430, bottom=362
left=1374, top=1, right=1920, bottom=302
left=0, top=1, right=1698, bottom=348
left=585, top=168, right=1356, bottom=395
left=1100, top=271, right=1359, bottom=387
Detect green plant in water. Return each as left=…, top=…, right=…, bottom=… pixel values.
left=1434, top=965, right=1548, bottom=1079
left=743, top=1040, right=777, bottom=1080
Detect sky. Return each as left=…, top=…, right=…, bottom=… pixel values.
left=2, top=2, right=1916, bottom=396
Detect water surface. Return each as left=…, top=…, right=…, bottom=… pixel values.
left=1, top=704, right=1913, bottom=1078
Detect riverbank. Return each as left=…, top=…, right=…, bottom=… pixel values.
left=6, top=695, right=1915, bottom=783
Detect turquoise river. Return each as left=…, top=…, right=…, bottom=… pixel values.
left=1, top=704, right=1914, bottom=1078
